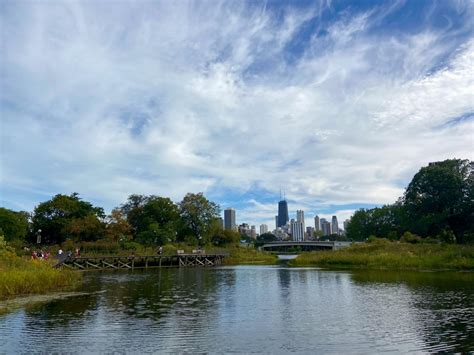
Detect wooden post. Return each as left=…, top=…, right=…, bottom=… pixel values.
left=159, top=256, right=162, bottom=268
left=145, top=257, right=148, bottom=269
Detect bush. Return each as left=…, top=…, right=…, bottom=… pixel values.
left=400, top=232, right=423, bottom=244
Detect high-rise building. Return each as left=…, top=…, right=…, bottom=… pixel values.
left=331, top=216, right=339, bottom=235
left=251, top=225, right=257, bottom=239
left=277, top=200, right=289, bottom=228
left=296, top=210, right=305, bottom=239
left=238, top=223, right=251, bottom=237
left=321, top=218, right=331, bottom=236
left=224, top=208, right=236, bottom=231
left=314, top=215, right=320, bottom=231
left=260, top=224, right=268, bottom=235
left=275, top=216, right=278, bottom=229
left=306, top=226, right=314, bottom=240
left=343, top=219, right=350, bottom=231
left=291, top=220, right=304, bottom=241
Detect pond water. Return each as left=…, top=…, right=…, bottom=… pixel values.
left=1, top=266, right=473, bottom=353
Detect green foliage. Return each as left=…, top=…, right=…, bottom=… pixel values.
left=121, top=195, right=179, bottom=246
left=291, top=241, right=474, bottom=270
left=221, top=246, right=277, bottom=265
left=31, top=193, right=105, bottom=244
left=0, top=208, right=29, bottom=242
left=346, top=159, right=474, bottom=244
left=105, top=208, right=132, bottom=242
left=399, top=232, right=423, bottom=244
left=0, top=238, right=81, bottom=299
left=178, top=193, right=220, bottom=244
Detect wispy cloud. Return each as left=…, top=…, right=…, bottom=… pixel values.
left=1, top=0, right=473, bottom=227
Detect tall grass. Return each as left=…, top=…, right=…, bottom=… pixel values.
left=219, top=246, right=277, bottom=265
left=0, top=250, right=81, bottom=299
left=290, top=240, right=474, bottom=270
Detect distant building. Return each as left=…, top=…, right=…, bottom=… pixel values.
left=331, top=216, right=339, bottom=235
left=224, top=208, right=236, bottom=231
left=343, top=219, right=350, bottom=231
left=260, top=224, right=268, bottom=235
left=321, top=218, right=331, bottom=236
left=306, top=226, right=314, bottom=240
left=277, top=200, right=289, bottom=227
left=251, top=225, right=257, bottom=239
left=291, top=220, right=304, bottom=242
left=275, top=216, right=278, bottom=230
left=314, top=215, right=320, bottom=231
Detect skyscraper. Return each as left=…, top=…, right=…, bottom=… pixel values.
left=291, top=220, right=304, bottom=241
left=296, top=210, right=305, bottom=239
left=260, top=224, right=268, bottom=235
left=321, top=218, right=331, bottom=236
left=314, top=215, right=320, bottom=231
left=331, top=216, right=339, bottom=235
left=275, top=216, right=278, bottom=229
left=277, top=200, right=289, bottom=227
left=224, top=208, right=236, bottom=231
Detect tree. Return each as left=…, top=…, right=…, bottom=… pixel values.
left=105, top=208, right=132, bottom=241
left=31, top=193, right=105, bottom=244
left=403, top=159, right=473, bottom=243
left=0, top=208, right=29, bottom=242
left=178, top=193, right=220, bottom=244
left=120, top=195, right=180, bottom=243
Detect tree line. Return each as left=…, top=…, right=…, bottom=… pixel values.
left=0, top=192, right=240, bottom=247
left=346, top=159, right=473, bottom=244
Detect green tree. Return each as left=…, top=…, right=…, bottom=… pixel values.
left=31, top=193, right=105, bottom=244
left=178, top=193, right=220, bottom=244
left=105, top=208, right=132, bottom=241
left=403, top=159, right=473, bottom=243
left=120, top=195, right=180, bottom=244
left=0, top=208, right=29, bottom=242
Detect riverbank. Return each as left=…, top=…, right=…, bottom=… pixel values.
left=289, top=240, right=474, bottom=270
left=0, top=250, right=82, bottom=300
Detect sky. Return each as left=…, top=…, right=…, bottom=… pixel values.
left=1, top=0, right=473, bottom=229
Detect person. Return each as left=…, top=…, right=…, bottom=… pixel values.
left=128, top=252, right=135, bottom=260
left=58, top=248, right=63, bottom=256
left=32, top=251, right=37, bottom=260
left=158, top=246, right=163, bottom=255
left=67, top=250, right=72, bottom=259
left=75, top=248, right=81, bottom=257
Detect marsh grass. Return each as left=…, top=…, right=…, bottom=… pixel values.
left=219, top=246, right=277, bottom=265
left=0, top=250, right=81, bottom=299
left=290, top=240, right=474, bottom=270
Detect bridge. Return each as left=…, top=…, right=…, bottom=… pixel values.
left=55, top=253, right=228, bottom=270
left=261, top=241, right=353, bottom=253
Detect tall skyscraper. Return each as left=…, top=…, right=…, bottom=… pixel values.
left=224, top=208, right=236, bottom=231
left=296, top=210, right=305, bottom=239
left=275, top=216, right=278, bottom=229
left=321, top=218, right=331, bottom=236
left=331, top=216, right=339, bottom=235
left=291, top=220, right=304, bottom=241
left=277, top=200, right=289, bottom=227
left=314, top=215, right=320, bottom=231
left=260, top=224, right=268, bottom=235
left=251, top=225, right=257, bottom=239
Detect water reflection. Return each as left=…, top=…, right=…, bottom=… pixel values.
left=351, top=270, right=474, bottom=353
left=0, top=267, right=472, bottom=353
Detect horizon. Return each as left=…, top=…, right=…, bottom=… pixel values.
left=1, top=0, right=473, bottom=228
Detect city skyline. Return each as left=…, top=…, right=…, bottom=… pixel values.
left=2, top=1, right=472, bottom=228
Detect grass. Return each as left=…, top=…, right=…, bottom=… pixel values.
left=289, top=239, right=474, bottom=271
left=218, top=246, right=277, bottom=265
left=0, top=249, right=81, bottom=300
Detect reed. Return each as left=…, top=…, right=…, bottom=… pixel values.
left=0, top=250, right=81, bottom=299
left=220, top=246, right=277, bottom=265
left=290, top=239, right=474, bottom=270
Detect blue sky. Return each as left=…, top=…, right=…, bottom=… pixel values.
left=1, top=0, right=473, bottom=229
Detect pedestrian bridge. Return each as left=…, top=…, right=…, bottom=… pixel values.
left=261, top=241, right=353, bottom=253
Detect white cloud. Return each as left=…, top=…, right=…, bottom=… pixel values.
left=1, top=1, right=473, bottom=227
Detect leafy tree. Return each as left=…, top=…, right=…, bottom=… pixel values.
left=403, top=159, right=473, bottom=243
left=31, top=193, right=105, bottom=244
left=105, top=208, right=132, bottom=241
left=0, top=208, right=29, bottom=242
left=120, top=195, right=179, bottom=244
left=178, top=193, right=220, bottom=244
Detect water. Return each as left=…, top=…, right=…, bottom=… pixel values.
left=1, top=266, right=473, bottom=353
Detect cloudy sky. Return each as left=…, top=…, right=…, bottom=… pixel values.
left=1, top=0, right=473, bottom=229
